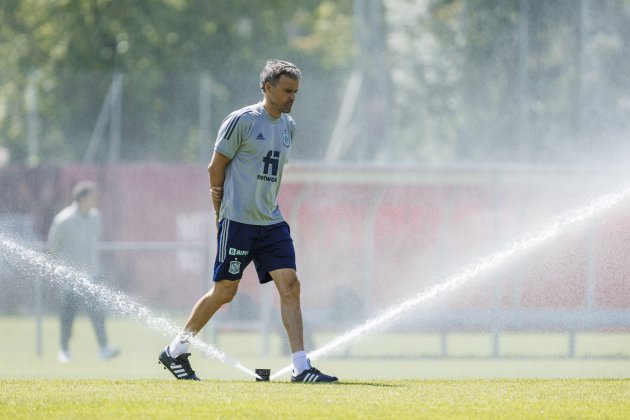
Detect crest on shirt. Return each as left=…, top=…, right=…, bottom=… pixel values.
left=228, top=260, right=241, bottom=275
left=282, top=130, right=291, bottom=148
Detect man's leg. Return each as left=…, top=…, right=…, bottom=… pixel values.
left=270, top=268, right=310, bottom=374
left=60, top=292, right=78, bottom=352
left=167, top=279, right=239, bottom=357
left=271, top=268, right=338, bottom=383
left=85, top=296, right=119, bottom=359
left=86, top=299, right=107, bottom=349
left=270, top=268, right=304, bottom=353
left=159, top=280, right=239, bottom=380
left=183, top=279, right=240, bottom=335
left=58, top=291, right=78, bottom=363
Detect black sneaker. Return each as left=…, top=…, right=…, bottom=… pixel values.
left=158, top=347, right=201, bottom=380
left=291, top=367, right=338, bottom=383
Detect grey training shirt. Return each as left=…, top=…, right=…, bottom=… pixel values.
left=47, top=203, right=102, bottom=276
left=214, top=102, right=294, bottom=225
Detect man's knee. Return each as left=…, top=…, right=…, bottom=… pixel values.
left=214, top=280, right=239, bottom=303
left=274, top=271, right=301, bottom=302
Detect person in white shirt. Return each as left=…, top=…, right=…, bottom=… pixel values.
left=48, top=180, right=119, bottom=363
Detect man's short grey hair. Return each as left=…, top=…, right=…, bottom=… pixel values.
left=72, top=180, right=96, bottom=202
left=260, top=59, right=302, bottom=92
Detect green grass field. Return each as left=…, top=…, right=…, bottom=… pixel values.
left=3, top=316, right=630, bottom=380
left=2, top=316, right=630, bottom=418
left=2, top=379, right=629, bottom=419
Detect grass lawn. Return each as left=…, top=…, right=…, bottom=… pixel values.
left=1, top=378, right=629, bottom=419
left=2, top=316, right=630, bottom=418
left=2, top=316, right=630, bottom=381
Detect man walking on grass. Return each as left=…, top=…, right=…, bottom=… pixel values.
left=159, top=59, right=337, bottom=383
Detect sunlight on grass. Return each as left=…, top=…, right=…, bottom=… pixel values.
left=1, top=379, right=629, bottom=419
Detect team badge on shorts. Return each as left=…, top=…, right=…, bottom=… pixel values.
left=228, top=260, right=241, bottom=275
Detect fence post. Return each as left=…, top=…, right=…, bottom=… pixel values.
left=440, top=331, right=448, bottom=358
left=26, top=72, right=40, bottom=167
left=362, top=187, right=386, bottom=313
left=199, top=73, right=212, bottom=164
left=492, top=330, right=500, bottom=358
left=108, top=72, right=123, bottom=163
left=34, top=276, right=43, bottom=357
left=568, top=330, right=576, bottom=358
left=585, top=220, right=597, bottom=311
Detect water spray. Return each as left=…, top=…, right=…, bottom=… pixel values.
left=271, top=184, right=630, bottom=380
left=0, top=235, right=261, bottom=380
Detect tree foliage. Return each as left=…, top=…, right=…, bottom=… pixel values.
left=385, top=0, right=630, bottom=165
left=2, top=0, right=630, bottom=165
left=0, top=0, right=355, bottom=163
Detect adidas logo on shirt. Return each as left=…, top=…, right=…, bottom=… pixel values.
left=256, top=133, right=265, bottom=141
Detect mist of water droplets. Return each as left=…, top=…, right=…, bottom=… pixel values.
left=0, top=235, right=260, bottom=379
left=271, top=184, right=630, bottom=379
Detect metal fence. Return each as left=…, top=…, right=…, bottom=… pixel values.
left=2, top=163, right=630, bottom=358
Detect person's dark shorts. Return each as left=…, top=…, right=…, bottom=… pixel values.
left=213, top=219, right=296, bottom=283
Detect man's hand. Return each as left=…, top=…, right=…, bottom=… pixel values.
left=211, top=186, right=223, bottom=201
left=209, top=151, right=230, bottom=229
left=211, top=186, right=223, bottom=229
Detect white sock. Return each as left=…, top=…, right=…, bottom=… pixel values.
left=168, top=332, right=192, bottom=358
left=292, top=351, right=311, bottom=375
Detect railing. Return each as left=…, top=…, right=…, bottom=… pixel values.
left=3, top=163, right=629, bottom=358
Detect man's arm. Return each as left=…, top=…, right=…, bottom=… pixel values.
left=208, top=151, right=232, bottom=224
left=46, top=218, right=64, bottom=255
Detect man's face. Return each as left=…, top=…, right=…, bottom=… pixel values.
left=265, top=75, right=299, bottom=116
left=81, top=190, right=97, bottom=210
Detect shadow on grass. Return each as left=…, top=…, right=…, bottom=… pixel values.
left=280, top=380, right=404, bottom=387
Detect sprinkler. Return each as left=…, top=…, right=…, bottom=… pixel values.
left=255, top=368, right=270, bottom=382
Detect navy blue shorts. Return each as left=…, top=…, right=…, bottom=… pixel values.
left=213, top=219, right=296, bottom=284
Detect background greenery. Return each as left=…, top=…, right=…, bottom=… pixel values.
left=2, top=0, right=630, bottom=165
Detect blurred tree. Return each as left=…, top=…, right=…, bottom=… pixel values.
left=4, top=0, right=630, bottom=165
left=0, top=0, right=355, bottom=163
left=384, top=0, right=630, bottom=165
